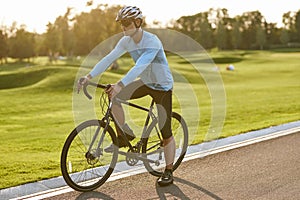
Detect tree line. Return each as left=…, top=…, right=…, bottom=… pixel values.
left=173, top=8, right=300, bottom=50
left=0, top=4, right=300, bottom=63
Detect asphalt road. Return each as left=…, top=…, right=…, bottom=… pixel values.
left=45, top=131, right=300, bottom=200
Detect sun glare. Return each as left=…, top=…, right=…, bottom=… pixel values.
left=1, top=0, right=299, bottom=33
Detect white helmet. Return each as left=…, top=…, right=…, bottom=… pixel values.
left=116, top=6, right=143, bottom=21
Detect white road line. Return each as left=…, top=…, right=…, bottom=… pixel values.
left=8, top=125, right=300, bottom=200
left=11, top=166, right=149, bottom=200
left=183, top=126, right=300, bottom=162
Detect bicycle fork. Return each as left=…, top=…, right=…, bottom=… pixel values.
left=85, top=118, right=112, bottom=161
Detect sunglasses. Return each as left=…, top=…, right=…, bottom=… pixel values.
left=120, top=19, right=133, bottom=27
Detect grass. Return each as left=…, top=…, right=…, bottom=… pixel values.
left=215, top=50, right=300, bottom=136
left=0, top=50, right=299, bottom=189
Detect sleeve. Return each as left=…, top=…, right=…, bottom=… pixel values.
left=121, top=36, right=161, bottom=86
left=89, top=38, right=126, bottom=78
left=121, top=48, right=159, bottom=86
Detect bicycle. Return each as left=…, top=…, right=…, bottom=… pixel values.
left=61, top=81, right=188, bottom=192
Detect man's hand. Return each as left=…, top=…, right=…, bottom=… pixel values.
left=105, top=82, right=123, bottom=99
left=77, top=76, right=90, bottom=93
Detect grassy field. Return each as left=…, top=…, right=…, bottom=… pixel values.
left=0, top=50, right=299, bottom=189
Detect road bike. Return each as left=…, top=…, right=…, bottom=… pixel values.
left=61, top=81, right=188, bottom=192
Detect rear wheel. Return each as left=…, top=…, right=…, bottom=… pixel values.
left=142, top=112, right=188, bottom=177
left=61, top=119, right=118, bottom=191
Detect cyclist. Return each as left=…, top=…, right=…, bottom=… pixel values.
left=78, top=6, right=175, bottom=186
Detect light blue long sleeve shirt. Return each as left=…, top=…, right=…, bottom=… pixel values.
left=89, top=31, right=173, bottom=91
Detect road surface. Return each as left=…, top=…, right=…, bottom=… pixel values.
left=44, top=131, right=300, bottom=200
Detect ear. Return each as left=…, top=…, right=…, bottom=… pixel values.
left=134, top=19, right=143, bottom=28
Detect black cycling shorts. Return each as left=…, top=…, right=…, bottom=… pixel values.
left=115, top=80, right=172, bottom=139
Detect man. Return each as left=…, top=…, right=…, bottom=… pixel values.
left=78, top=6, right=175, bottom=186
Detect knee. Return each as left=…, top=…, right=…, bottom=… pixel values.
left=111, top=98, right=122, bottom=108
left=163, top=136, right=174, bottom=146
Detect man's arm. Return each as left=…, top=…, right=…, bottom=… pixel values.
left=88, top=37, right=127, bottom=78
left=89, top=46, right=126, bottom=78
left=120, top=47, right=159, bottom=86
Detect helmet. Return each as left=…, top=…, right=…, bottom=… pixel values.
left=116, top=6, right=143, bottom=22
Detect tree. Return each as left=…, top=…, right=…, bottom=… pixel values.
left=282, top=11, right=294, bottom=30
left=0, top=29, right=9, bottom=64
left=280, top=28, right=290, bottom=45
left=265, top=23, right=281, bottom=47
left=295, top=10, right=300, bottom=42
left=282, top=11, right=297, bottom=42
left=209, top=8, right=231, bottom=49
left=34, top=33, right=48, bottom=56
left=55, top=8, right=74, bottom=56
left=198, top=16, right=213, bottom=49
left=73, top=4, right=122, bottom=55
left=240, top=11, right=265, bottom=49
left=44, top=22, right=60, bottom=58
left=256, top=25, right=266, bottom=49
left=173, top=12, right=213, bottom=49
left=44, top=8, right=74, bottom=58
left=231, top=18, right=242, bottom=49
left=216, top=22, right=227, bottom=50
left=8, top=27, right=35, bottom=61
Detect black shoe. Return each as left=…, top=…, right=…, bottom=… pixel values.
left=104, top=137, right=128, bottom=153
left=157, top=169, right=173, bottom=186
left=105, top=124, right=135, bottom=153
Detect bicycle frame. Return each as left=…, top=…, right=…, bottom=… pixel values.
left=104, top=97, right=160, bottom=152
left=83, top=81, right=162, bottom=160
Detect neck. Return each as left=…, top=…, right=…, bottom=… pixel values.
left=131, top=28, right=143, bottom=43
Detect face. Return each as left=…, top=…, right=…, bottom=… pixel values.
left=120, top=19, right=138, bottom=36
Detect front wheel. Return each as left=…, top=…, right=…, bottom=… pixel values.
left=61, top=119, right=118, bottom=192
left=142, top=112, right=188, bottom=177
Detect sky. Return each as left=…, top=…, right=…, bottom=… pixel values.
left=0, top=0, right=300, bottom=34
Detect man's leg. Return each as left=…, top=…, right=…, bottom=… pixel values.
left=163, top=136, right=175, bottom=169
left=104, top=94, right=133, bottom=152
left=155, top=91, right=174, bottom=169
left=111, top=101, right=136, bottom=140
left=155, top=90, right=175, bottom=186
left=111, top=102, right=125, bottom=136
left=112, top=80, right=146, bottom=137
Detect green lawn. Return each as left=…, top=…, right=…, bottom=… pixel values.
left=0, top=50, right=299, bottom=189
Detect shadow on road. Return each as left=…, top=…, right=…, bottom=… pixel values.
left=154, top=177, right=223, bottom=200
left=75, top=191, right=114, bottom=200
left=74, top=176, right=223, bottom=200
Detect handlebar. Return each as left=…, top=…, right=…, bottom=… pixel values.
left=79, top=78, right=110, bottom=100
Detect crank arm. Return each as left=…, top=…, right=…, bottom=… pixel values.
left=118, top=150, right=160, bottom=164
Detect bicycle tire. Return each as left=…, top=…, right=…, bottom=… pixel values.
left=142, top=112, right=188, bottom=177
left=61, top=119, right=118, bottom=192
